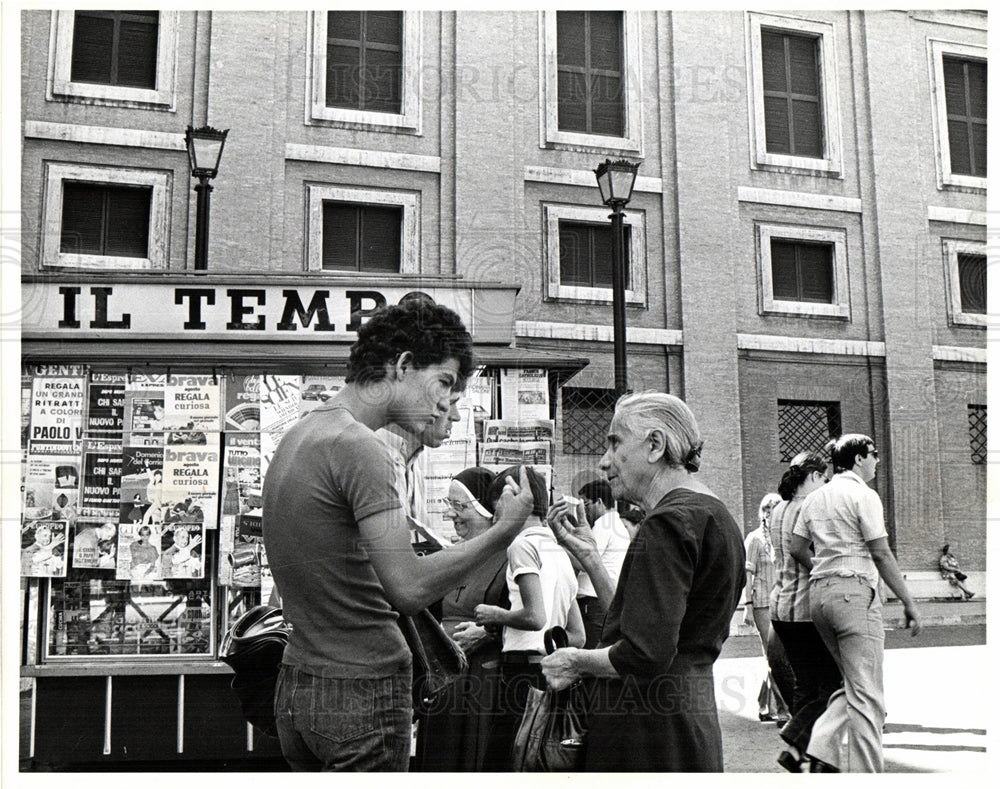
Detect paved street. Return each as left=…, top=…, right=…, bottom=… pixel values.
left=717, top=625, right=988, bottom=773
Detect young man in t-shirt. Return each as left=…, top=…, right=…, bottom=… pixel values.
left=262, top=299, right=533, bottom=772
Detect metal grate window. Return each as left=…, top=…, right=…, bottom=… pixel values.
left=777, top=399, right=841, bottom=462
left=562, top=387, right=617, bottom=455
left=969, top=404, right=986, bottom=465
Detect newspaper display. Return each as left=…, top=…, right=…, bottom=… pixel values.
left=119, top=445, right=165, bottom=525
left=458, top=369, right=495, bottom=440
left=164, top=373, right=222, bottom=434
left=21, top=520, right=70, bottom=578
left=483, top=419, right=555, bottom=444
left=479, top=441, right=552, bottom=467
left=299, top=374, right=345, bottom=416
left=499, top=368, right=549, bottom=422
left=86, top=371, right=126, bottom=435
left=160, top=433, right=221, bottom=531
left=71, top=520, right=118, bottom=570
left=123, top=374, right=166, bottom=445
left=80, top=438, right=123, bottom=520
left=218, top=433, right=263, bottom=586
left=161, top=523, right=206, bottom=579
left=116, top=522, right=163, bottom=581
left=223, top=374, right=261, bottom=431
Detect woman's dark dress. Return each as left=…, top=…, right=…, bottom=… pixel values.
left=583, top=489, right=746, bottom=772
left=413, top=548, right=507, bottom=771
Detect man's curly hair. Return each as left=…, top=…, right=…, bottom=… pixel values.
left=346, top=298, right=475, bottom=386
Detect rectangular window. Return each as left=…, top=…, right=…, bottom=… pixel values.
left=968, top=404, right=986, bottom=465
left=942, top=239, right=987, bottom=327
left=559, top=220, right=631, bottom=289
left=777, top=400, right=841, bottom=462
left=942, top=56, right=987, bottom=178
left=757, top=223, right=849, bottom=319
left=761, top=30, right=823, bottom=158
left=556, top=11, right=625, bottom=138
left=562, top=387, right=617, bottom=455
left=746, top=13, right=842, bottom=175
left=49, top=10, right=177, bottom=108
left=325, top=11, right=402, bottom=114
left=543, top=204, right=646, bottom=305
left=321, top=202, right=402, bottom=273
left=41, top=163, right=170, bottom=270
left=60, top=182, right=152, bottom=259
left=308, top=11, right=421, bottom=132
left=770, top=239, right=834, bottom=303
left=70, top=10, right=159, bottom=89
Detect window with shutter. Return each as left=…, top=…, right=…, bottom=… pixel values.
left=321, top=202, right=402, bottom=273
left=942, top=56, right=987, bottom=178
left=60, top=182, right=152, bottom=259
left=942, top=239, right=987, bottom=327
left=761, top=30, right=823, bottom=157
left=769, top=240, right=834, bottom=303
left=556, top=11, right=625, bottom=137
left=957, top=252, right=986, bottom=315
left=326, top=11, right=402, bottom=113
left=70, top=11, right=158, bottom=89
left=558, top=220, right=631, bottom=289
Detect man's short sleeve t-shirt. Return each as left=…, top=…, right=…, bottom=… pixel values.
left=262, top=405, right=409, bottom=676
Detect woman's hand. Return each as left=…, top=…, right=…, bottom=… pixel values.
left=541, top=647, right=582, bottom=691
left=547, top=499, right=598, bottom=561
left=473, top=604, right=506, bottom=627
left=451, top=621, right=490, bottom=651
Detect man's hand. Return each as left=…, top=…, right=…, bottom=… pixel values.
left=451, top=621, right=490, bottom=652
left=903, top=603, right=922, bottom=637
left=473, top=604, right=506, bottom=627
left=493, top=466, right=534, bottom=534
left=541, top=647, right=582, bottom=691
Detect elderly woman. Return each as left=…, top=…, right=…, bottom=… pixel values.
left=770, top=452, right=842, bottom=772
left=414, top=466, right=507, bottom=772
left=544, top=392, right=745, bottom=772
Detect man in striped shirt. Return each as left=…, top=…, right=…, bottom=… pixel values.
left=790, top=434, right=922, bottom=772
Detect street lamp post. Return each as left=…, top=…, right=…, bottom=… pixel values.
left=184, top=126, right=229, bottom=271
left=594, top=158, right=640, bottom=397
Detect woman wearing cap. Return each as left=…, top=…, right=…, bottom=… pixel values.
left=544, top=392, right=745, bottom=771
left=475, top=465, right=585, bottom=771
left=414, top=466, right=508, bottom=771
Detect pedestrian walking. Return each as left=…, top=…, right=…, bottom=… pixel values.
left=768, top=452, right=843, bottom=772
left=790, top=434, right=922, bottom=772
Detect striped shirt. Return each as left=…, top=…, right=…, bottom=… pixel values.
left=793, top=470, right=887, bottom=591
left=744, top=526, right=775, bottom=607
left=769, top=498, right=812, bottom=622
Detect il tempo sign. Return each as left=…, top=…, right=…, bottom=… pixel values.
left=21, top=278, right=517, bottom=343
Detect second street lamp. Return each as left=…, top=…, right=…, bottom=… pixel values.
left=594, top=158, right=640, bottom=397
left=185, top=125, right=229, bottom=271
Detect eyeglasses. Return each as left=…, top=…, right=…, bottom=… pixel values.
left=445, top=499, right=475, bottom=512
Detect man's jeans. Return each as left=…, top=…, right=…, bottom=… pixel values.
left=806, top=575, right=885, bottom=772
left=274, top=662, right=412, bottom=771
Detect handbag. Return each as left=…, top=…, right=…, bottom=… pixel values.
left=397, top=608, right=469, bottom=716
left=511, top=626, right=588, bottom=772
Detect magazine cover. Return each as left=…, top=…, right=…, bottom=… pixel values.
left=499, top=368, right=549, bottom=421
left=218, top=433, right=262, bottom=586
left=23, top=451, right=80, bottom=524
left=116, top=521, right=162, bottom=581
left=298, top=374, right=345, bottom=416
left=21, top=519, right=70, bottom=578
left=123, top=373, right=166, bottom=445
left=71, top=519, right=118, bottom=570
left=119, top=445, right=165, bottom=525
left=164, top=373, right=222, bottom=434
left=161, top=523, right=205, bottom=579
left=259, top=374, right=300, bottom=435
left=160, top=433, right=221, bottom=530
left=79, top=438, right=123, bottom=520
left=86, top=371, right=126, bottom=435
left=223, top=373, right=261, bottom=431
left=29, top=374, right=85, bottom=447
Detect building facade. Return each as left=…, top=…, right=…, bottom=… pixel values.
left=18, top=9, right=987, bottom=768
